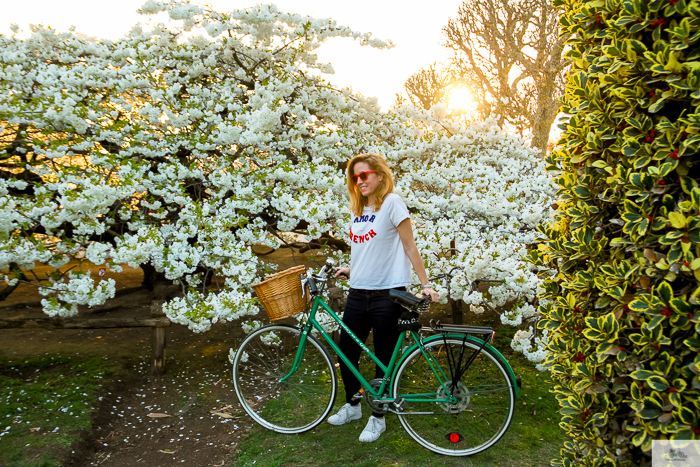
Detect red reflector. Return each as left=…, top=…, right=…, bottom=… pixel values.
left=446, top=432, right=463, bottom=443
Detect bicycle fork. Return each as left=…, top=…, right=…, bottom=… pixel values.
left=279, top=324, right=312, bottom=384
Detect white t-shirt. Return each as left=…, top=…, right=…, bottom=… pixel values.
left=348, top=193, right=412, bottom=290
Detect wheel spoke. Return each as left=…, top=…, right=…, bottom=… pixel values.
left=393, top=338, right=515, bottom=456
left=232, top=325, right=338, bottom=434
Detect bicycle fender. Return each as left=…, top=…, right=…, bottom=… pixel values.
left=394, top=333, right=520, bottom=399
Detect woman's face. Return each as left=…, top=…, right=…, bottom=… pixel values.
left=353, top=161, right=383, bottom=202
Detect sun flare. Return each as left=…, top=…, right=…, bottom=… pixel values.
left=447, top=87, right=475, bottom=112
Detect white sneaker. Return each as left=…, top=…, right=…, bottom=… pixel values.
left=327, top=403, right=362, bottom=426
left=359, top=415, right=386, bottom=442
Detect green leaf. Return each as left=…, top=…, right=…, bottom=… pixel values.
left=670, top=298, right=691, bottom=314
left=647, top=314, right=666, bottom=330
left=676, top=406, right=697, bottom=425
left=657, top=281, right=673, bottom=302
left=660, top=160, right=678, bottom=176
left=602, top=312, right=619, bottom=335
left=622, top=212, right=643, bottom=223
left=634, top=156, right=651, bottom=169
left=583, top=328, right=606, bottom=342
left=692, top=187, right=700, bottom=208
left=573, top=186, right=591, bottom=199
left=631, top=370, right=658, bottom=380
left=639, top=408, right=662, bottom=419
left=646, top=375, right=670, bottom=391
left=629, top=300, right=649, bottom=312
left=669, top=212, right=687, bottom=228
left=630, top=333, right=649, bottom=345
left=649, top=99, right=666, bottom=113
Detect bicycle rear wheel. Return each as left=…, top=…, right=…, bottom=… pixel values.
left=393, top=336, right=516, bottom=456
left=232, top=324, right=338, bottom=434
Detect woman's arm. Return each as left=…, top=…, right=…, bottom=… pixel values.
left=397, top=219, right=439, bottom=302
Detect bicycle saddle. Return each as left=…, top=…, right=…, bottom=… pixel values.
left=389, top=289, right=426, bottom=307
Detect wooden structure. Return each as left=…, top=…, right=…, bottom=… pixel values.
left=0, top=300, right=170, bottom=374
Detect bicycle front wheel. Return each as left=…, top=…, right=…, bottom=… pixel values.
left=232, top=324, right=338, bottom=434
left=393, top=336, right=516, bottom=456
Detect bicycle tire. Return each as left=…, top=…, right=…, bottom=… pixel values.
left=392, top=336, right=516, bottom=456
left=232, top=324, right=338, bottom=434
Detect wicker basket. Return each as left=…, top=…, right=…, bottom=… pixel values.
left=251, top=265, right=309, bottom=321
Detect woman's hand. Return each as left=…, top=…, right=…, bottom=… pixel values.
left=334, top=267, right=350, bottom=280
left=422, top=287, right=439, bottom=303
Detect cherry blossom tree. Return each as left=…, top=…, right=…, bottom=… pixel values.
left=0, top=0, right=555, bottom=363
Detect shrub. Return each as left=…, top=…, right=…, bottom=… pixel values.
left=531, top=0, right=700, bottom=465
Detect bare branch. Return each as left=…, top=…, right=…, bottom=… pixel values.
left=440, top=0, right=571, bottom=153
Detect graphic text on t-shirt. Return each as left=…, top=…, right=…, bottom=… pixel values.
left=353, top=214, right=376, bottom=224
left=349, top=228, right=377, bottom=244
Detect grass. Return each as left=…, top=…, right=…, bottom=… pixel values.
left=0, top=355, right=120, bottom=467
left=229, top=353, right=564, bottom=467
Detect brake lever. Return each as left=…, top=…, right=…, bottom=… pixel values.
left=300, top=274, right=308, bottom=298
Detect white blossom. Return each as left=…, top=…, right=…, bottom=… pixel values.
left=0, top=0, right=554, bottom=361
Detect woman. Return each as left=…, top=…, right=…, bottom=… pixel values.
left=330, top=153, right=439, bottom=443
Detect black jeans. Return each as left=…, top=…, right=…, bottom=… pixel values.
left=338, top=287, right=405, bottom=416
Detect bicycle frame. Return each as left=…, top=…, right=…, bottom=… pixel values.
left=281, top=294, right=519, bottom=405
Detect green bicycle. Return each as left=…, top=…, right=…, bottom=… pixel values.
left=231, top=260, right=521, bottom=456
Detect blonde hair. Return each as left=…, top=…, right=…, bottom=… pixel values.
left=346, top=153, right=395, bottom=218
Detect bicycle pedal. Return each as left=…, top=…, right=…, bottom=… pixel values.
left=351, top=388, right=364, bottom=402
left=392, top=397, right=407, bottom=412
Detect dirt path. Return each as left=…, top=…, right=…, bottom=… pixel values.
left=0, top=248, right=316, bottom=467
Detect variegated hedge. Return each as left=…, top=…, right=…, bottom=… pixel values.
left=530, top=0, right=700, bottom=465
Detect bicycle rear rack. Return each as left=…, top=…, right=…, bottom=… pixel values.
left=426, top=319, right=495, bottom=340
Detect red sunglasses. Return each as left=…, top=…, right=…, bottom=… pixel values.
left=351, top=170, right=377, bottom=183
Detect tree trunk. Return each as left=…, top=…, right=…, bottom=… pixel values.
left=531, top=79, right=561, bottom=156
left=140, top=263, right=181, bottom=300
left=0, top=263, right=26, bottom=302
left=450, top=299, right=464, bottom=325
left=141, top=263, right=167, bottom=290
left=448, top=239, right=464, bottom=325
